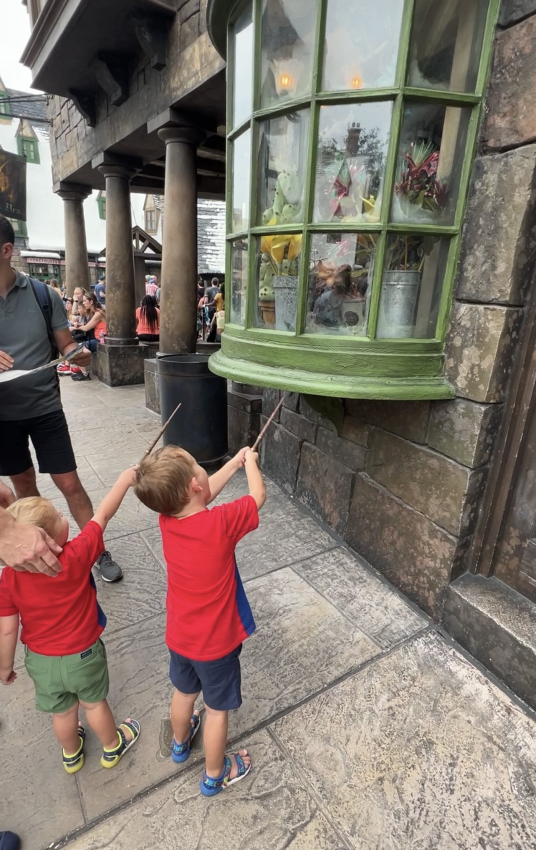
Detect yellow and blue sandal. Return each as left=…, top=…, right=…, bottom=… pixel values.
left=100, top=719, right=140, bottom=769
left=62, top=724, right=86, bottom=774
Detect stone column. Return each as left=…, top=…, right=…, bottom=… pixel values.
left=56, top=184, right=91, bottom=298
left=158, top=126, right=205, bottom=354
left=97, top=164, right=138, bottom=345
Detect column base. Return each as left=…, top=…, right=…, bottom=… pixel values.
left=95, top=343, right=148, bottom=387
left=104, top=337, right=140, bottom=346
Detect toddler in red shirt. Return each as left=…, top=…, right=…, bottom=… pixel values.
left=134, top=444, right=266, bottom=796
left=0, top=468, right=141, bottom=775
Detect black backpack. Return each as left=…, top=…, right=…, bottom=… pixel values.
left=28, top=278, right=58, bottom=361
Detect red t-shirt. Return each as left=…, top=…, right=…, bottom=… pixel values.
left=160, top=495, right=259, bottom=661
left=0, top=521, right=106, bottom=655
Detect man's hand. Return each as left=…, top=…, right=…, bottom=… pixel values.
left=0, top=669, right=16, bottom=686
left=67, top=346, right=91, bottom=368
left=0, top=521, right=62, bottom=576
left=0, top=350, right=14, bottom=372
left=0, top=480, right=15, bottom=509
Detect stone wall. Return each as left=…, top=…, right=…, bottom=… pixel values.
left=47, top=0, right=223, bottom=188
left=259, top=4, right=536, bottom=622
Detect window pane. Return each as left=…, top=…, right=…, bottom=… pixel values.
left=377, top=234, right=450, bottom=339
left=323, top=0, right=404, bottom=91
left=232, top=5, right=254, bottom=127
left=391, top=102, right=471, bottom=226
left=306, top=232, right=377, bottom=337
left=257, top=109, right=309, bottom=226
left=232, top=130, right=251, bottom=233
left=260, top=0, right=316, bottom=108
left=408, top=0, right=489, bottom=93
left=254, top=233, right=302, bottom=331
left=314, top=101, right=392, bottom=224
left=230, top=239, right=249, bottom=326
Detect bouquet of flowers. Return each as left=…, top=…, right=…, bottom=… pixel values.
left=394, top=141, right=448, bottom=218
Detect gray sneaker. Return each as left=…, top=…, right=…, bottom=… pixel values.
left=96, top=550, right=123, bottom=583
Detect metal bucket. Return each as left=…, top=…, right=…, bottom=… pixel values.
left=157, top=354, right=228, bottom=466
left=376, top=270, right=421, bottom=339
left=273, top=275, right=298, bottom=332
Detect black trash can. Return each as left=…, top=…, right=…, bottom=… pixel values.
left=158, top=354, right=228, bottom=466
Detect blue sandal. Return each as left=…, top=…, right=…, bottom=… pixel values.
left=200, top=750, right=252, bottom=797
left=171, top=711, right=201, bottom=763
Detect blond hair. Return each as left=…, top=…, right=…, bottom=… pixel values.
left=6, top=497, right=59, bottom=537
left=134, top=445, right=195, bottom=516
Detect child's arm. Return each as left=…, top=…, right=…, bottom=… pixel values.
left=245, top=449, right=266, bottom=510
left=208, top=448, right=249, bottom=504
left=92, top=467, right=138, bottom=532
left=0, top=615, right=19, bottom=685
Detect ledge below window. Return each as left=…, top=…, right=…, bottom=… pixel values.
left=208, top=328, right=455, bottom=400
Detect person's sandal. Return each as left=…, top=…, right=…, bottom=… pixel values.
left=171, top=711, right=201, bottom=764
left=62, top=724, right=85, bottom=774
left=100, top=719, right=140, bottom=769
left=200, top=750, right=252, bottom=797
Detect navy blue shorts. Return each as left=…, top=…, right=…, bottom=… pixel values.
left=169, top=645, right=242, bottom=711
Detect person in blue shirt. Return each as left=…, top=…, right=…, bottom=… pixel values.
left=94, top=276, right=106, bottom=306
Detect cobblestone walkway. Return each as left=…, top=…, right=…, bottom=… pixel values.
left=3, top=380, right=536, bottom=850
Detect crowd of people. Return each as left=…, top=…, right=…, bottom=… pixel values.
left=198, top=277, right=225, bottom=342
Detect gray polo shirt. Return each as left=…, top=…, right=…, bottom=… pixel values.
left=0, top=272, right=69, bottom=421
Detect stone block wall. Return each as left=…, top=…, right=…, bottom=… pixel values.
left=258, top=5, right=536, bottom=623
left=47, top=0, right=223, bottom=188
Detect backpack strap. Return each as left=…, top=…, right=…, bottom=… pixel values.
left=28, top=278, right=58, bottom=361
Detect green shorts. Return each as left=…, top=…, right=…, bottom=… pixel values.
left=24, top=638, right=109, bottom=714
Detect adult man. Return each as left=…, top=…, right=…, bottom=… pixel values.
left=0, top=216, right=123, bottom=582
left=94, top=275, right=106, bottom=306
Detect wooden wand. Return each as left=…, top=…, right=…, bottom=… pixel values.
left=144, top=402, right=182, bottom=456
left=252, top=397, right=284, bottom=451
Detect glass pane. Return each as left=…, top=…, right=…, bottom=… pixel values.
left=323, top=0, right=404, bottom=91
left=408, top=0, right=489, bottom=93
left=232, top=130, right=251, bottom=232
left=306, top=232, right=377, bottom=336
left=314, top=101, right=392, bottom=224
left=230, top=239, right=249, bottom=326
left=257, top=109, right=310, bottom=226
left=232, top=5, right=254, bottom=127
left=391, top=102, right=471, bottom=226
left=254, top=233, right=303, bottom=331
left=260, top=0, right=316, bottom=108
left=377, top=234, right=450, bottom=339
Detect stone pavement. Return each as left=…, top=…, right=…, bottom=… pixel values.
left=3, top=380, right=536, bottom=850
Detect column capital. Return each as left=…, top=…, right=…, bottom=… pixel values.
left=56, top=182, right=92, bottom=202
left=158, top=125, right=207, bottom=146
left=92, top=152, right=143, bottom=180
left=97, top=163, right=139, bottom=181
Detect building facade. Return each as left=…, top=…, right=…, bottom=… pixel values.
left=20, top=0, right=536, bottom=708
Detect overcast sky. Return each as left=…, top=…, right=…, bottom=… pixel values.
left=0, top=0, right=37, bottom=92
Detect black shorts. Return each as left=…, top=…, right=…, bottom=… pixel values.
left=0, top=409, right=77, bottom=477
left=169, top=645, right=242, bottom=711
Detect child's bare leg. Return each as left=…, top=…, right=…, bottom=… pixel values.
left=53, top=702, right=81, bottom=754
left=80, top=699, right=128, bottom=749
left=171, top=688, right=199, bottom=744
left=203, top=706, right=251, bottom=779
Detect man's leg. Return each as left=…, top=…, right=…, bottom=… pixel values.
left=9, top=466, right=39, bottom=499
left=50, top=471, right=93, bottom=529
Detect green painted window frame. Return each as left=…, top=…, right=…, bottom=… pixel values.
left=226, top=0, right=500, bottom=339
left=17, top=137, right=40, bottom=164
left=97, top=195, right=107, bottom=220
left=9, top=218, right=28, bottom=237
left=0, top=92, right=10, bottom=117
